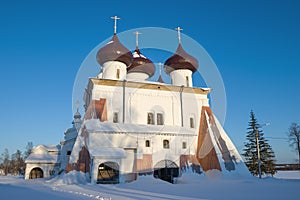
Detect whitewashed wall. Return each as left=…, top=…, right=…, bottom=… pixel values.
left=91, top=83, right=208, bottom=128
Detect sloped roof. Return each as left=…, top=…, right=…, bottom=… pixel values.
left=26, top=144, right=61, bottom=164
left=32, top=144, right=60, bottom=154
left=25, top=154, right=60, bottom=164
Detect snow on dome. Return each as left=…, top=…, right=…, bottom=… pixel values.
left=127, top=48, right=155, bottom=77
left=74, top=110, right=81, bottom=119
left=164, top=43, right=198, bottom=74
left=96, top=34, right=133, bottom=66
left=132, top=50, right=147, bottom=59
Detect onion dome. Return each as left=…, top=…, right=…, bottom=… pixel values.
left=127, top=48, right=155, bottom=77
left=74, top=109, right=81, bottom=119
left=164, top=43, right=198, bottom=74
left=96, top=34, right=133, bottom=66
left=157, top=75, right=164, bottom=83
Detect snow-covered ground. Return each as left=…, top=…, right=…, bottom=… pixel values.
left=1, top=171, right=300, bottom=200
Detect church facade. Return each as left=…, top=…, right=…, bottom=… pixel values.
left=25, top=18, right=247, bottom=183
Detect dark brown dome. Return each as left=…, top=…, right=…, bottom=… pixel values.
left=157, top=75, right=164, bottom=83
left=96, top=34, right=133, bottom=66
left=74, top=110, right=81, bottom=119
left=164, top=44, right=198, bottom=74
left=127, top=48, right=155, bottom=77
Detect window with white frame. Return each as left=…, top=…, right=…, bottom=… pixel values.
left=145, top=140, right=150, bottom=147
left=157, top=113, right=164, bottom=125
left=113, top=112, right=118, bottom=123
left=190, top=117, right=195, bottom=128
left=116, top=69, right=120, bottom=79
left=147, top=112, right=154, bottom=125
left=186, top=76, right=189, bottom=87
left=182, top=142, right=187, bottom=149
left=163, top=140, right=169, bottom=149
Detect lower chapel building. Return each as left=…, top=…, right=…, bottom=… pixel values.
left=25, top=25, right=247, bottom=183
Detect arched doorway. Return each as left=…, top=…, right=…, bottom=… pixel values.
left=97, top=162, right=119, bottom=184
left=29, top=167, right=43, bottom=179
left=154, top=160, right=179, bottom=183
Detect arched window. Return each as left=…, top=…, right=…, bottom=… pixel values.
left=145, top=140, right=150, bottom=147
left=113, top=112, right=118, bottom=123
left=147, top=112, right=154, bottom=125
left=182, top=142, right=187, bottom=149
left=116, top=69, right=120, bottom=79
left=157, top=113, right=164, bottom=125
left=190, top=117, right=195, bottom=128
left=186, top=76, right=189, bottom=87
left=163, top=140, right=169, bottom=149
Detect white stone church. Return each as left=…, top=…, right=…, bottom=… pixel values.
left=25, top=18, right=247, bottom=183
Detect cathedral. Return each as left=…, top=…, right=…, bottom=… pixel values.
left=25, top=17, right=247, bottom=183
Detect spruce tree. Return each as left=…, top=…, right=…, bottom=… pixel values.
left=24, top=142, right=33, bottom=160
left=242, top=111, right=276, bottom=177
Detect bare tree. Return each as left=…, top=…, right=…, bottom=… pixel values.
left=287, top=123, right=300, bottom=166
left=1, top=149, right=10, bottom=175
left=11, top=150, right=25, bottom=175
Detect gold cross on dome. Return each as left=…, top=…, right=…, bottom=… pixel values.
left=111, top=16, right=121, bottom=34
left=175, top=26, right=183, bottom=44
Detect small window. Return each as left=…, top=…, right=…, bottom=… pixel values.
left=145, top=140, right=150, bottom=147
left=157, top=113, right=164, bottom=125
left=186, top=76, right=189, bottom=87
left=190, top=117, right=195, bottom=128
left=147, top=112, right=154, bottom=125
left=116, top=69, right=120, bottom=79
left=182, top=142, right=187, bottom=149
left=163, top=140, right=169, bottom=149
left=113, top=112, right=118, bottom=123
left=67, top=151, right=71, bottom=155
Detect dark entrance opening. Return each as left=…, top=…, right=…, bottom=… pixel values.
left=29, top=167, right=44, bottom=179
left=153, top=160, right=180, bottom=183
left=97, top=162, right=119, bottom=184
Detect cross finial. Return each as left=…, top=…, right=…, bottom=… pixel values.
left=133, top=31, right=142, bottom=48
left=175, top=26, right=183, bottom=44
left=111, top=16, right=121, bottom=34
left=75, top=100, right=80, bottom=112
left=158, top=62, right=163, bottom=76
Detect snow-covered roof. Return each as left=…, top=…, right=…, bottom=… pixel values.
left=89, top=147, right=126, bottom=158
left=25, top=144, right=61, bottom=164
left=25, top=154, right=60, bottom=164
left=33, top=144, right=60, bottom=153
left=84, top=119, right=197, bottom=136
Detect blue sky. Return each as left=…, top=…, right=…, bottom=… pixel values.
left=0, top=0, right=299, bottom=163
